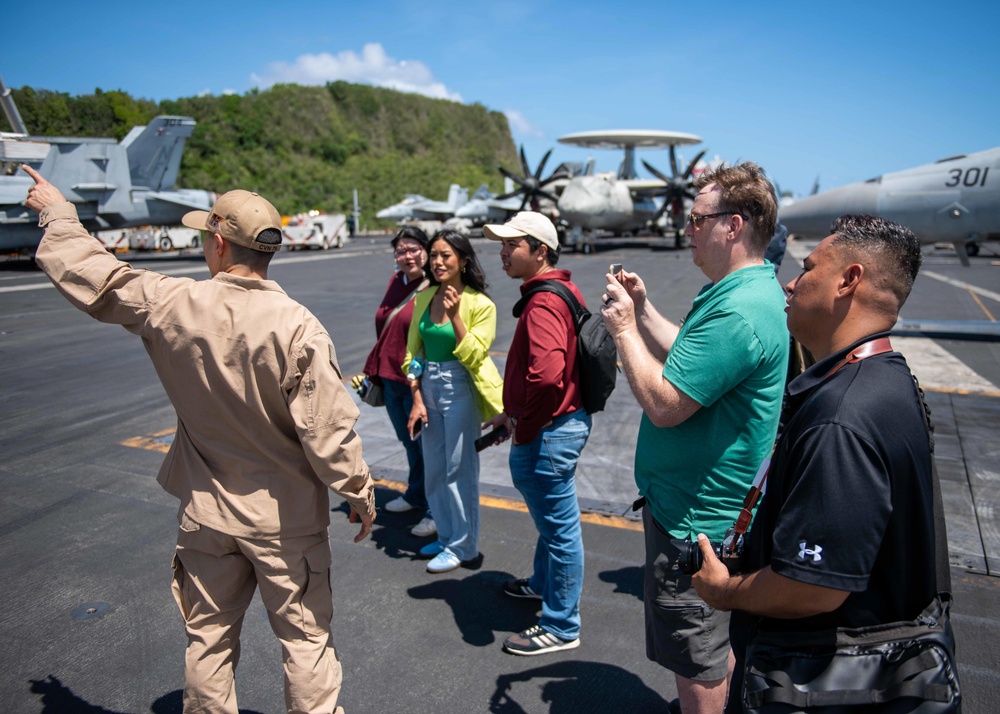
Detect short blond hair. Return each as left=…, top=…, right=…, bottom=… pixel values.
left=693, top=162, right=777, bottom=255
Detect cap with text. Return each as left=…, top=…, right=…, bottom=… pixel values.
left=483, top=211, right=558, bottom=251
left=182, top=190, right=282, bottom=253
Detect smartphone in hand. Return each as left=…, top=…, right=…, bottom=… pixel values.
left=410, top=420, right=425, bottom=441
left=475, top=425, right=508, bottom=452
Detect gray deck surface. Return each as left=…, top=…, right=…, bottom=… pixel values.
left=1, top=235, right=998, bottom=712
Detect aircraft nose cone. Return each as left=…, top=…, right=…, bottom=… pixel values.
left=780, top=183, right=880, bottom=239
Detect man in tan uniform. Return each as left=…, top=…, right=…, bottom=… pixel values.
left=24, top=165, right=376, bottom=714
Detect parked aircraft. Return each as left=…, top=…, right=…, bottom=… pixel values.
left=780, top=147, right=1000, bottom=265
left=375, top=184, right=469, bottom=222
left=1, top=78, right=215, bottom=254
left=452, top=182, right=523, bottom=227
left=551, top=130, right=705, bottom=248
left=491, top=131, right=706, bottom=250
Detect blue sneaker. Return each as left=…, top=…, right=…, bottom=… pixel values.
left=419, top=541, right=444, bottom=559
left=426, top=551, right=461, bottom=574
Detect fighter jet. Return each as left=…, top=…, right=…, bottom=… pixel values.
left=0, top=77, right=215, bottom=254
left=375, top=184, right=469, bottom=222
left=780, top=147, right=1000, bottom=264
left=453, top=180, right=527, bottom=227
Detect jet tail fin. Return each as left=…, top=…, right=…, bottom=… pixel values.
left=123, top=116, right=196, bottom=191
left=446, top=184, right=469, bottom=211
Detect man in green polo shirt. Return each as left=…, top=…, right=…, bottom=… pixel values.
left=601, top=162, right=788, bottom=714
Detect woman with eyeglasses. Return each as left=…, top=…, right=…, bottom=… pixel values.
left=404, top=229, right=504, bottom=574
left=361, top=226, right=436, bottom=538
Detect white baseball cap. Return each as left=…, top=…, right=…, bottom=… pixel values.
left=483, top=211, right=558, bottom=251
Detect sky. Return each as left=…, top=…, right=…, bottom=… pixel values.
left=4, top=0, right=998, bottom=198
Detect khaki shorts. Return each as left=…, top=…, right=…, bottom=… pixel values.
left=642, top=507, right=732, bottom=681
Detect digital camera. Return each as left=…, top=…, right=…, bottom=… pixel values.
left=671, top=527, right=744, bottom=575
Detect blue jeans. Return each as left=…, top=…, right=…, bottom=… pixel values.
left=509, top=409, right=591, bottom=640
left=419, top=361, right=480, bottom=561
left=382, top=378, right=427, bottom=510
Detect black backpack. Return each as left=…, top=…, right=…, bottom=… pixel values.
left=513, top=280, right=618, bottom=414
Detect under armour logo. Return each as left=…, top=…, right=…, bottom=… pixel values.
left=797, top=542, right=823, bottom=562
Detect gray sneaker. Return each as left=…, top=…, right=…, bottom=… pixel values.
left=385, top=496, right=416, bottom=513
left=411, top=516, right=437, bottom=538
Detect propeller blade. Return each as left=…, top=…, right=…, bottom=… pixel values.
left=669, top=145, right=679, bottom=177
left=538, top=189, right=560, bottom=203
left=494, top=189, right=524, bottom=201
left=642, top=159, right=671, bottom=185
left=518, top=193, right=530, bottom=212
left=682, top=150, right=707, bottom=180
left=519, top=146, right=531, bottom=178
left=534, top=148, right=553, bottom=180
left=499, top=166, right=529, bottom=188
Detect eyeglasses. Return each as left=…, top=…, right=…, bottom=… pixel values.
left=687, top=211, right=747, bottom=229
left=394, top=246, right=423, bottom=257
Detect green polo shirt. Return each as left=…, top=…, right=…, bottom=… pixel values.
left=635, top=263, right=788, bottom=541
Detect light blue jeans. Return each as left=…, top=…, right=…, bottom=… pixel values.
left=509, top=409, right=591, bottom=640
left=419, top=361, right=480, bottom=562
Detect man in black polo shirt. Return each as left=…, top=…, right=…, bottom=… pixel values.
left=691, top=214, right=940, bottom=711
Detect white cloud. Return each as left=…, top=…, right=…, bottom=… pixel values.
left=504, top=110, right=544, bottom=139
left=251, top=43, right=462, bottom=102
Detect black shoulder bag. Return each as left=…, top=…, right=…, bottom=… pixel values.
left=742, top=339, right=962, bottom=713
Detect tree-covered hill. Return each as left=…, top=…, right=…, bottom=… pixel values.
left=2, top=82, right=520, bottom=225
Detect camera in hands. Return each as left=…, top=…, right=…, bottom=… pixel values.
left=671, top=527, right=744, bottom=575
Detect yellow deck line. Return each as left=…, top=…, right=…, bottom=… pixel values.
left=968, top=286, right=997, bottom=322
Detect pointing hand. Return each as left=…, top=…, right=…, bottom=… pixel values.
left=21, top=165, right=66, bottom=213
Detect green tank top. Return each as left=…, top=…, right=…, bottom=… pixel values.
left=419, top=307, right=458, bottom=362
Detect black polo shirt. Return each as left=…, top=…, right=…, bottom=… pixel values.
left=741, top=332, right=937, bottom=632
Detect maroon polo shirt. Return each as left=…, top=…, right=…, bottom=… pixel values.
left=504, top=270, right=584, bottom=443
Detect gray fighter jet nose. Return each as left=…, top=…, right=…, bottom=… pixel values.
left=780, top=182, right=880, bottom=239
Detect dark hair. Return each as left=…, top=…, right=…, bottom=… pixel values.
left=426, top=229, right=490, bottom=296
left=693, top=161, right=778, bottom=255
left=392, top=225, right=429, bottom=250
left=830, top=215, right=922, bottom=307
left=524, top=235, right=560, bottom=267
left=227, top=228, right=281, bottom=271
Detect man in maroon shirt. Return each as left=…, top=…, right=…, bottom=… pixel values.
left=483, top=211, right=592, bottom=656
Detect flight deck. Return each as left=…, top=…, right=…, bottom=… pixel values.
left=1, top=236, right=998, bottom=713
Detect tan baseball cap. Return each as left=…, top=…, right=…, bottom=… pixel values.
left=483, top=211, right=559, bottom=251
left=182, top=190, right=282, bottom=253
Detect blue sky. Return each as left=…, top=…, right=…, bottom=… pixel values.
left=5, top=0, right=997, bottom=197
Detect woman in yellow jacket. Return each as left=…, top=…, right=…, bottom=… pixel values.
left=404, top=229, right=503, bottom=574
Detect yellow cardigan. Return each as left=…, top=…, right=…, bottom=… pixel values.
left=402, top=285, right=504, bottom=421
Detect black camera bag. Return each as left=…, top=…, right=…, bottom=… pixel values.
left=743, top=594, right=960, bottom=713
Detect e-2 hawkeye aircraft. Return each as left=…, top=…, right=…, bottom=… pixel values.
left=780, top=146, right=1000, bottom=265
left=495, top=130, right=708, bottom=251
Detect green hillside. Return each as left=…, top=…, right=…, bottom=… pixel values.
left=2, top=82, right=520, bottom=225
